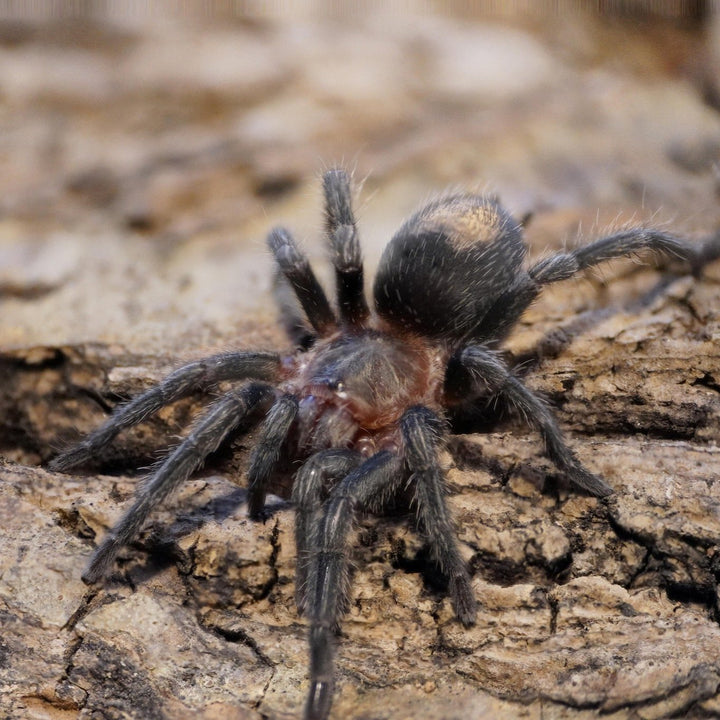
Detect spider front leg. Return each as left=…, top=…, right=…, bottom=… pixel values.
left=304, top=450, right=402, bottom=720
left=291, top=448, right=362, bottom=614
left=267, top=227, right=337, bottom=337
left=82, top=382, right=275, bottom=583
left=49, top=351, right=281, bottom=471
left=322, top=169, right=370, bottom=327
left=448, top=345, right=612, bottom=497
left=400, top=406, right=477, bottom=625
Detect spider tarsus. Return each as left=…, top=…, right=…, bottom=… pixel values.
left=82, top=534, right=121, bottom=584
left=693, top=228, right=720, bottom=275
left=567, top=466, right=614, bottom=498
left=49, top=443, right=92, bottom=472
left=247, top=506, right=271, bottom=523
left=267, top=227, right=337, bottom=336
left=246, top=394, right=299, bottom=518
left=450, top=573, right=478, bottom=626
left=323, top=168, right=369, bottom=327
left=304, top=677, right=333, bottom=720
left=323, top=168, right=353, bottom=229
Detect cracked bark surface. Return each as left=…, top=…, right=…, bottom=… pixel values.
left=2, top=6, right=720, bottom=720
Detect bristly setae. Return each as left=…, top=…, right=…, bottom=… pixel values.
left=50, top=169, right=720, bottom=720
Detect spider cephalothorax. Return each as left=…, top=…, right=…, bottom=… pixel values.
left=50, top=169, right=719, bottom=720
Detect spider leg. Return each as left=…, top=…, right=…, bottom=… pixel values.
left=49, top=351, right=282, bottom=471
left=246, top=394, right=299, bottom=519
left=448, top=345, right=612, bottom=497
left=322, top=169, right=370, bottom=328
left=304, top=450, right=403, bottom=720
left=82, top=382, right=275, bottom=584
left=474, top=227, right=720, bottom=343
left=530, top=227, right=720, bottom=285
left=291, top=448, right=363, bottom=614
left=400, top=406, right=477, bottom=625
left=267, top=227, right=337, bottom=336
left=272, top=270, right=316, bottom=350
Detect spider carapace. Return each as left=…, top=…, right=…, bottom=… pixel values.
left=51, top=169, right=719, bottom=720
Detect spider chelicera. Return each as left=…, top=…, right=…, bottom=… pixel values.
left=51, top=169, right=719, bottom=720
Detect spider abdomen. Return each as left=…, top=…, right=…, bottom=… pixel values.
left=373, top=194, right=526, bottom=341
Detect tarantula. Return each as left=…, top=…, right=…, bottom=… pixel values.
left=51, top=169, right=719, bottom=720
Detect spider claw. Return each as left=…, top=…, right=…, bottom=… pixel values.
left=247, top=506, right=271, bottom=523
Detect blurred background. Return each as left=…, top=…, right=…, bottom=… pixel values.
left=1, top=1, right=719, bottom=357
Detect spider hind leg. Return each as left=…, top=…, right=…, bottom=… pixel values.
left=267, top=227, right=337, bottom=337
left=450, top=345, right=612, bottom=497
left=530, top=227, right=720, bottom=285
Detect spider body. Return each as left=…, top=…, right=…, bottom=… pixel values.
left=285, top=330, right=440, bottom=447
left=50, top=169, right=719, bottom=720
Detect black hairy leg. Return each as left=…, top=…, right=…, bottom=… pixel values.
left=446, top=345, right=612, bottom=497
left=272, top=271, right=317, bottom=350
left=292, top=448, right=363, bottom=613
left=529, top=227, right=720, bottom=284
left=304, top=450, right=403, bottom=720
left=81, top=382, right=275, bottom=583
left=48, top=352, right=281, bottom=472
left=472, top=226, right=720, bottom=344
left=323, top=168, right=370, bottom=327
left=246, top=394, right=299, bottom=518
left=400, top=406, right=477, bottom=623
left=268, top=227, right=337, bottom=337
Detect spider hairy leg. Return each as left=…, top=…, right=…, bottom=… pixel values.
left=322, top=169, right=369, bottom=327
left=451, top=345, right=612, bottom=497
left=530, top=228, right=720, bottom=285
left=267, top=227, right=337, bottom=336
left=400, top=406, right=477, bottom=625
left=246, top=394, right=299, bottom=519
left=49, top=352, right=281, bottom=472
left=272, top=271, right=316, bottom=350
left=305, top=450, right=403, bottom=720
left=467, top=227, right=720, bottom=345
left=291, top=448, right=362, bottom=614
left=82, top=382, right=275, bottom=584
